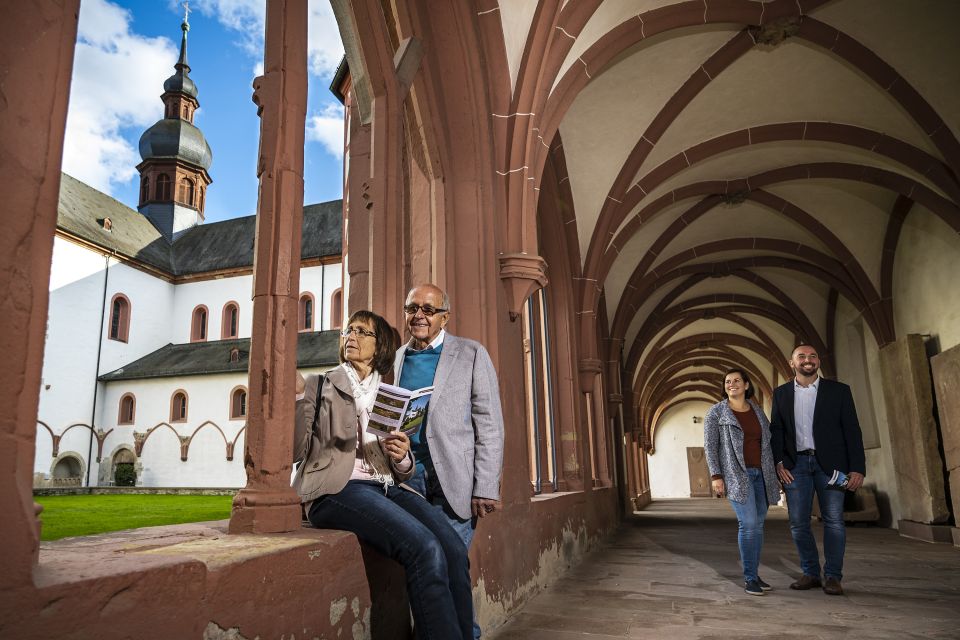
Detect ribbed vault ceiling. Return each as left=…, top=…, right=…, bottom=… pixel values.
left=496, top=0, right=960, bottom=449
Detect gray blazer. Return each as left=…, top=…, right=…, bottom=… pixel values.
left=394, top=333, right=505, bottom=519
left=292, top=367, right=414, bottom=504
left=703, top=399, right=780, bottom=505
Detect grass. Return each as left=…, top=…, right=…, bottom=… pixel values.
left=36, top=494, right=234, bottom=541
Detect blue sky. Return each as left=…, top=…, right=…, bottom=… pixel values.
left=62, top=0, right=346, bottom=223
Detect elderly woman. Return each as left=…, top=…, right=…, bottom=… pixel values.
left=293, top=310, right=473, bottom=639
left=703, top=368, right=780, bottom=597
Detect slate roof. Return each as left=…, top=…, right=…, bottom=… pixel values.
left=57, top=173, right=342, bottom=276
left=99, top=331, right=341, bottom=381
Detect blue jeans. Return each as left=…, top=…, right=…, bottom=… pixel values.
left=728, top=467, right=769, bottom=583
left=782, top=454, right=846, bottom=580
left=308, top=480, right=473, bottom=640
left=409, top=468, right=480, bottom=638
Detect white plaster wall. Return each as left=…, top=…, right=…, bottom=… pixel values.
left=300, top=263, right=342, bottom=331
left=648, top=401, right=714, bottom=498
left=38, top=236, right=343, bottom=484
left=170, top=276, right=254, bottom=343
left=892, top=205, right=960, bottom=351
left=37, top=239, right=174, bottom=478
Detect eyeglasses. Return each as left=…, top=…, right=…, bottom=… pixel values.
left=340, top=326, right=377, bottom=339
left=403, top=303, right=448, bottom=317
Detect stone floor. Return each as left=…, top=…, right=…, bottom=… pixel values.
left=489, top=499, right=960, bottom=639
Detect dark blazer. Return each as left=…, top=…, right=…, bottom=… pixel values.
left=769, top=377, right=866, bottom=476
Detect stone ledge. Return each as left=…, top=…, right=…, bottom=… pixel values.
left=0, top=520, right=410, bottom=640
left=898, top=519, right=955, bottom=544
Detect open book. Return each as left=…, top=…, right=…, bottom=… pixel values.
left=366, top=382, right=433, bottom=438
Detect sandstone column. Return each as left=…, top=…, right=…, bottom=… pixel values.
left=230, top=0, right=307, bottom=534
left=0, top=0, right=79, bottom=587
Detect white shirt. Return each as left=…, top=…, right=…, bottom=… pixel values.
left=407, top=328, right=446, bottom=352
left=793, top=377, right=820, bottom=451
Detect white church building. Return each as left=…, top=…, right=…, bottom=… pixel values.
left=34, top=17, right=343, bottom=489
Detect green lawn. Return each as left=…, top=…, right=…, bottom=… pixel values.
left=36, top=494, right=234, bottom=541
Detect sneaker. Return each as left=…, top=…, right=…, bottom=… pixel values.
left=757, top=578, right=773, bottom=592
left=744, top=580, right=765, bottom=596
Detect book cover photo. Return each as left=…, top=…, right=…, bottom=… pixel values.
left=367, top=383, right=433, bottom=438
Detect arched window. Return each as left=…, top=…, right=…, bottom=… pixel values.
left=177, top=177, right=195, bottom=206
left=230, top=386, right=247, bottom=419
left=140, top=177, right=150, bottom=205
left=331, top=288, right=343, bottom=330
left=198, top=186, right=205, bottom=211
left=108, top=294, right=131, bottom=342
left=118, top=393, right=136, bottom=425
left=298, top=293, right=314, bottom=332
left=191, top=305, right=208, bottom=342
left=156, top=173, right=171, bottom=200
left=221, top=302, right=239, bottom=339
left=170, top=390, right=188, bottom=423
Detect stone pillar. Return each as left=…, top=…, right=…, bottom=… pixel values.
left=931, top=343, right=960, bottom=545
left=0, top=0, right=79, bottom=588
left=879, top=334, right=949, bottom=525
left=229, top=0, right=307, bottom=534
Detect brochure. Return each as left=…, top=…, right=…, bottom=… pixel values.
left=827, top=469, right=849, bottom=490
left=367, top=382, right=433, bottom=438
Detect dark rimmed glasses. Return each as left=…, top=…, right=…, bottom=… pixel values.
left=402, top=303, right=448, bottom=317
left=341, top=326, right=377, bottom=339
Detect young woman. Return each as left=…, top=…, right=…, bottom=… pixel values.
left=703, top=368, right=780, bottom=596
left=293, top=310, right=473, bottom=639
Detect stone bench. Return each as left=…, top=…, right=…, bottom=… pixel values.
left=1, top=520, right=412, bottom=640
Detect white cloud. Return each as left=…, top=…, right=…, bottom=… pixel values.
left=62, top=0, right=177, bottom=194
left=306, top=103, right=345, bottom=159
left=307, top=1, right=344, bottom=78
left=192, top=0, right=343, bottom=79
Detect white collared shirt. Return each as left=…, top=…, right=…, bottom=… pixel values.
left=408, top=328, right=446, bottom=352
left=793, top=376, right=820, bottom=451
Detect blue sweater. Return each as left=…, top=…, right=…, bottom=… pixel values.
left=399, top=343, right=443, bottom=474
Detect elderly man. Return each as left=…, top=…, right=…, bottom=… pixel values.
left=394, top=283, right=505, bottom=535
left=769, top=344, right=865, bottom=596
left=394, top=283, right=505, bottom=638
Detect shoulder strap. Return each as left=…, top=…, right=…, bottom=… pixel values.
left=312, top=374, right=326, bottom=428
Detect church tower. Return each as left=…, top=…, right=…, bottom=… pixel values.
left=137, top=9, right=213, bottom=241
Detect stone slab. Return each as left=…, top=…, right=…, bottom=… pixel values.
left=879, top=336, right=949, bottom=523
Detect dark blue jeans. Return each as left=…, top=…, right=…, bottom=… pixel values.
left=782, top=454, right=846, bottom=580
left=308, top=480, right=473, bottom=640
left=409, top=468, right=480, bottom=638
left=728, top=467, right=768, bottom=583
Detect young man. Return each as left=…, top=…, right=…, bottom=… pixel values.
left=769, top=344, right=866, bottom=595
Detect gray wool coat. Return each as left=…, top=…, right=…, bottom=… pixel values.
left=703, top=399, right=780, bottom=505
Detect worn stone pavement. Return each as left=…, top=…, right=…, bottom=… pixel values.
left=489, top=499, right=960, bottom=639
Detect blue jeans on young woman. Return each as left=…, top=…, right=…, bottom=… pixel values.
left=408, top=467, right=481, bottom=638
left=782, top=454, right=846, bottom=580
left=308, top=480, right=473, bottom=640
left=728, top=467, right=769, bottom=583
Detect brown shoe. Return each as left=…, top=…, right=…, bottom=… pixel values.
left=823, top=577, right=844, bottom=595
left=789, top=575, right=822, bottom=590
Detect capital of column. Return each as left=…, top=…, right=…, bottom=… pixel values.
left=498, top=253, right=548, bottom=321
left=578, top=358, right=603, bottom=393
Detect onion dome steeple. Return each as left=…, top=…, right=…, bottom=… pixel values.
left=136, top=3, right=213, bottom=242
